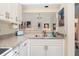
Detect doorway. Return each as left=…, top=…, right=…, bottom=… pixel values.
left=75, top=3, right=79, bottom=56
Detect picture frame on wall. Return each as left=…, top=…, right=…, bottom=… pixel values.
left=38, top=22, right=41, bottom=28
left=27, top=21, right=31, bottom=28
left=58, top=8, right=64, bottom=27
left=44, top=23, right=49, bottom=28
left=53, top=23, right=56, bottom=30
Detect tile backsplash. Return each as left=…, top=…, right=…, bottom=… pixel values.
left=0, top=21, right=16, bottom=35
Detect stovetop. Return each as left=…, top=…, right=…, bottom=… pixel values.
left=0, top=48, right=12, bottom=56
left=0, top=48, right=9, bottom=55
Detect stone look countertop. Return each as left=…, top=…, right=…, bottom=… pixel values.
left=29, top=37, right=64, bottom=39
left=0, top=33, right=64, bottom=48
left=28, top=36, right=64, bottom=39
left=0, top=34, right=27, bottom=48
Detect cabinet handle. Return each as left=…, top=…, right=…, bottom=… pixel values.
left=24, top=43, right=27, bottom=46
left=15, top=51, right=17, bottom=53
left=44, top=45, right=48, bottom=50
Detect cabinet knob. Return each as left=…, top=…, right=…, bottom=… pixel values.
left=15, top=51, right=17, bottom=53
left=24, top=43, right=27, bottom=46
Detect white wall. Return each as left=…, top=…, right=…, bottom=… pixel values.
left=23, top=12, right=56, bottom=30
left=22, top=4, right=60, bottom=13
left=23, top=8, right=58, bottom=13
left=64, top=4, right=75, bottom=56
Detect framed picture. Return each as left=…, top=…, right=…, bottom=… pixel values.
left=58, top=8, right=64, bottom=26
left=44, top=23, right=49, bottom=28
left=53, top=23, right=56, bottom=30
left=38, top=22, right=41, bottom=28
left=27, top=21, right=31, bottom=28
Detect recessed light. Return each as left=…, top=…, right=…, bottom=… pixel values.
left=44, top=6, right=48, bottom=8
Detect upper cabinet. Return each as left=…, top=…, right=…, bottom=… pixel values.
left=0, top=4, right=7, bottom=20
left=0, top=4, right=22, bottom=24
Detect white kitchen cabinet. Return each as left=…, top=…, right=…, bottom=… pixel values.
left=15, top=4, right=22, bottom=24
left=30, top=39, right=64, bottom=56
left=30, top=45, right=64, bottom=56
left=0, top=4, right=9, bottom=21
left=0, top=4, right=22, bottom=24
left=5, top=46, right=20, bottom=56
left=19, top=40, right=28, bottom=56
left=30, top=46, right=45, bottom=56
left=5, top=40, right=28, bottom=56
left=47, top=45, right=64, bottom=56
left=8, top=4, right=22, bottom=24
left=12, top=46, right=20, bottom=56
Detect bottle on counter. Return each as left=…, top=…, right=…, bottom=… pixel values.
left=52, top=31, right=56, bottom=37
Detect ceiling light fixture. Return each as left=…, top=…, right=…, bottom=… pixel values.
left=44, top=6, right=48, bottom=8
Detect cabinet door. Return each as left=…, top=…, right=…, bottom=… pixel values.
left=47, top=45, right=64, bottom=56
left=19, top=41, right=28, bottom=56
left=0, top=4, right=9, bottom=21
left=17, top=4, right=22, bottom=21
left=30, top=46, right=45, bottom=56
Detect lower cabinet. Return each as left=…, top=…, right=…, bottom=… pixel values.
left=6, top=40, right=28, bottom=56
left=6, top=39, right=64, bottom=56
left=30, top=39, right=64, bottom=56
left=47, top=45, right=64, bottom=56
left=6, top=46, right=20, bottom=56
left=30, top=45, right=64, bottom=56
left=19, top=40, right=28, bottom=56
left=31, top=46, right=45, bottom=56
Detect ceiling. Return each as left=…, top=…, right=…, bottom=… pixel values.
left=22, top=4, right=79, bottom=17
left=22, top=4, right=61, bottom=12
left=22, top=4, right=61, bottom=8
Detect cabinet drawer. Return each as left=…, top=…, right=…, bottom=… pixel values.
left=31, top=39, right=46, bottom=45
left=30, top=39, right=64, bottom=45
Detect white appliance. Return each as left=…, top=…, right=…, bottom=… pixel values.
left=0, top=47, right=12, bottom=56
